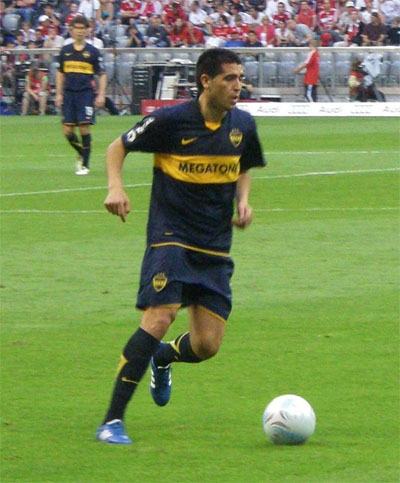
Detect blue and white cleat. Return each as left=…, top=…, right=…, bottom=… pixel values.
left=150, top=356, right=172, bottom=407
left=96, top=419, right=132, bottom=445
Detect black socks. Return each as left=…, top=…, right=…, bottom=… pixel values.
left=153, top=332, right=202, bottom=367
left=103, top=328, right=160, bottom=423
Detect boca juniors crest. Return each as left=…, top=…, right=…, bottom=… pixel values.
left=229, top=129, right=243, bottom=148
left=152, top=272, right=168, bottom=292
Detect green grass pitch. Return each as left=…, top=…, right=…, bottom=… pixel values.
left=1, top=115, right=399, bottom=482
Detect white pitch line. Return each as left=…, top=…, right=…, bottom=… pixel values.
left=0, top=182, right=151, bottom=198
left=0, top=207, right=397, bottom=215
left=0, top=149, right=398, bottom=159
left=253, top=167, right=400, bottom=180
left=0, top=167, right=399, bottom=198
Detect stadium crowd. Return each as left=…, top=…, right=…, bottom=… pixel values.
left=1, top=0, right=399, bottom=49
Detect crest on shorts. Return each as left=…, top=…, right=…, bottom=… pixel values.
left=229, top=129, right=243, bottom=148
left=152, top=272, right=168, bottom=292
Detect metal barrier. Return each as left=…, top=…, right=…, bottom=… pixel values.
left=1, top=46, right=399, bottom=114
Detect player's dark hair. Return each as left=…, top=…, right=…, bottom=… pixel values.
left=70, top=15, right=89, bottom=28
left=196, top=48, right=242, bottom=95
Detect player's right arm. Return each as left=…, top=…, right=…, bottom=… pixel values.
left=55, top=70, right=64, bottom=108
left=104, top=137, right=131, bottom=223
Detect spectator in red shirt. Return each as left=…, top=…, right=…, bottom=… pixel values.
left=272, top=2, right=292, bottom=26
left=296, top=0, right=317, bottom=29
left=120, top=0, right=141, bottom=24
left=163, top=0, right=187, bottom=26
left=168, top=17, right=188, bottom=46
left=185, top=21, right=205, bottom=46
left=255, top=15, right=276, bottom=45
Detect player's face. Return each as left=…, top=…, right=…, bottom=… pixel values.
left=202, top=63, right=244, bottom=112
left=71, top=24, right=88, bottom=42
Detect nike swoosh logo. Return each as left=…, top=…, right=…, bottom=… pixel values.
left=181, top=137, right=198, bottom=145
left=121, top=376, right=138, bottom=384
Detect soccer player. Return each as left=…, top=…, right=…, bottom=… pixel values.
left=96, top=48, right=266, bottom=445
left=293, top=39, right=320, bottom=102
left=55, top=15, right=106, bottom=176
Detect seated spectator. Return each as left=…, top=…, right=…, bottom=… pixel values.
left=210, top=3, right=232, bottom=24
left=15, top=0, right=36, bottom=23
left=120, top=0, right=141, bottom=25
left=78, top=0, right=101, bottom=22
left=287, top=18, right=313, bottom=45
left=19, top=20, right=36, bottom=44
left=242, top=6, right=264, bottom=25
left=231, top=14, right=250, bottom=37
left=255, top=15, right=276, bottom=45
left=244, top=29, right=263, bottom=45
left=295, top=0, right=317, bottom=30
left=362, top=10, right=386, bottom=44
left=185, top=21, right=205, bottom=46
left=126, top=23, right=146, bottom=46
left=43, top=25, right=64, bottom=49
left=168, top=18, right=188, bottom=46
left=21, top=64, right=48, bottom=115
left=163, top=0, right=187, bottom=26
left=335, top=9, right=362, bottom=45
left=140, top=0, right=163, bottom=19
left=209, top=14, right=232, bottom=39
left=188, top=0, right=208, bottom=28
left=386, top=16, right=400, bottom=45
left=40, top=2, right=61, bottom=32
left=264, top=0, right=290, bottom=21
left=223, top=27, right=246, bottom=46
left=64, top=2, right=80, bottom=28
left=317, top=0, right=342, bottom=42
left=275, top=19, right=296, bottom=44
left=338, top=1, right=357, bottom=32
left=272, top=2, right=292, bottom=26
left=145, top=14, right=170, bottom=46
left=100, top=0, right=115, bottom=21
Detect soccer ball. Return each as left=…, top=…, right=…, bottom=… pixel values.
left=262, top=394, right=316, bottom=445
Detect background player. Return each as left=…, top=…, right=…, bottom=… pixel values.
left=96, top=48, right=266, bottom=445
left=55, top=15, right=106, bottom=176
left=293, top=39, right=320, bottom=102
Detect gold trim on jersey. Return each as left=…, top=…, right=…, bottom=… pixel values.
left=205, top=120, right=221, bottom=131
left=154, top=153, right=240, bottom=184
left=63, top=61, right=94, bottom=74
left=150, top=242, right=230, bottom=258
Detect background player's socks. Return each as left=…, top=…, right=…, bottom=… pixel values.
left=103, top=328, right=160, bottom=423
left=81, top=133, right=91, bottom=168
left=65, top=133, right=82, bottom=156
left=154, top=332, right=202, bottom=366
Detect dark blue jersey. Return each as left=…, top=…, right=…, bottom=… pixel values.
left=122, top=100, right=266, bottom=254
left=57, top=42, right=104, bottom=92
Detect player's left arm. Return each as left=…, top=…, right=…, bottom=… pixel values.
left=95, top=72, right=107, bottom=108
left=233, top=172, right=253, bottom=230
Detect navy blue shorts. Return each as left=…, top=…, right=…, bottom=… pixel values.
left=62, top=89, right=95, bottom=125
left=136, top=245, right=234, bottom=322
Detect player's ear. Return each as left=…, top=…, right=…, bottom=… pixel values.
left=200, top=73, right=210, bottom=91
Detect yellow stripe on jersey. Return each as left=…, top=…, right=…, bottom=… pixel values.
left=63, top=61, right=94, bottom=74
left=154, top=153, right=240, bottom=184
left=150, top=241, right=230, bottom=258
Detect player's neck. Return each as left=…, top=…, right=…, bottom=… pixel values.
left=198, top=94, right=226, bottom=124
left=73, top=40, right=86, bottom=50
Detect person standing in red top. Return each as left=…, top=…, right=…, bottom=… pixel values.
left=295, top=1, right=317, bottom=30
left=293, top=39, right=320, bottom=102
